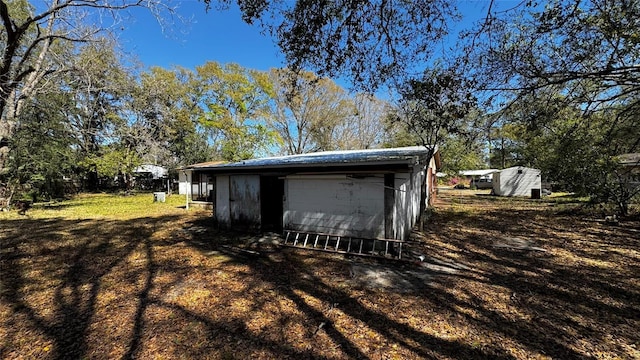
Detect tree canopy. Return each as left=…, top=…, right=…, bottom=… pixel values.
left=218, top=0, right=457, bottom=91
left=2, top=0, right=639, bottom=213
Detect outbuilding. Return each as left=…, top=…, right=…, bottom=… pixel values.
left=182, top=146, right=439, bottom=241
left=134, top=164, right=169, bottom=191
left=178, top=161, right=226, bottom=201
left=492, top=166, right=542, bottom=197
left=459, top=169, right=499, bottom=189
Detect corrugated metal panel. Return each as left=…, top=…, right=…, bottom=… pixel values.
left=186, top=146, right=434, bottom=171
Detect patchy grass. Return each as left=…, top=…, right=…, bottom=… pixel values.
left=1, top=192, right=638, bottom=359
left=2, top=192, right=190, bottom=220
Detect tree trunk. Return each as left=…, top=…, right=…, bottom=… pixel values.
left=0, top=118, right=16, bottom=175
left=501, top=136, right=505, bottom=169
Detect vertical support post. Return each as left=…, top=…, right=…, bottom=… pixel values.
left=384, top=173, right=395, bottom=239
left=183, top=170, right=190, bottom=210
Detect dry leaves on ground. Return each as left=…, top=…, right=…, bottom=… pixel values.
left=1, top=191, right=638, bottom=359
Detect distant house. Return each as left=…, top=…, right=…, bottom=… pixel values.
left=134, top=164, right=169, bottom=191
left=180, top=146, right=440, bottom=240
left=492, top=166, right=542, bottom=197
left=134, top=164, right=168, bottom=179
left=459, top=169, right=499, bottom=189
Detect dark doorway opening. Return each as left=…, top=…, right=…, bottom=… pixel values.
left=260, top=176, right=285, bottom=232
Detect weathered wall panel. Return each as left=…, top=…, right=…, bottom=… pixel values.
left=230, top=175, right=261, bottom=231
left=384, top=174, right=395, bottom=239
left=215, top=175, right=230, bottom=227
left=394, top=174, right=411, bottom=241
left=284, top=175, right=385, bottom=239
left=411, top=166, right=422, bottom=225
left=178, top=170, right=191, bottom=195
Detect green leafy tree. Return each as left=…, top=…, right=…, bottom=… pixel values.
left=391, top=67, right=477, bottom=155
left=268, top=69, right=357, bottom=154
left=64, top=39, right=134, bottom=190
left=2, top=37, right=136, bottom=199
left=83, top=147, right=142, bottom=190
left=502, top=93, right=639, bottom=214
left=462, top=0, right=640, bottom=213
left=0, top=0, right=173, bottom=174
left=130, top=66, right=212, bottom=168
left=486, top=122, right=527, bottom=169
left=196, top=62, right=278, bottom=161
left=390, top=66, right=477, bottom=212
left=439, top=136, right=485, bottom=175
left=7, top=91, right=75, bottom=201
left=387, top=109, right=485, bottom=176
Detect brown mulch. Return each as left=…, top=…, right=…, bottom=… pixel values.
left=1, top=192, right=639, bottom=359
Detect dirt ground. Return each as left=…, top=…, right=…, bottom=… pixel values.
left=1, top=191, right=639, bottom=359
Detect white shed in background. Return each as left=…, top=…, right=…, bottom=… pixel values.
left=492, top=166, right=542, bottom=197
left=134, top=164, right=167, bottom=179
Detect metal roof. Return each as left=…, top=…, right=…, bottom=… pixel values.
left=459, top=169, right=499, bottom=177
left=186, top=146, right=436, bottom=171
left=134, top=164, right=168, bottom=179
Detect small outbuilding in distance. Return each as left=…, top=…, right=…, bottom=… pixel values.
left=459, top=169, right=499, bottom=189
left=492, top=166, right=542, bottom=197
left=181, top=146, right=440, bottom=241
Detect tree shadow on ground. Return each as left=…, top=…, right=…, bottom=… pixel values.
left=1, top=193, right=639, bottom=359
left=416, top=193, right=640, bottom=359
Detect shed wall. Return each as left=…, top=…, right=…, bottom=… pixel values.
left=178, top=170, right=191, bottom=195
left=413, top=165, right=424, bottom=220
left=230, top=175, right=261, bottom=231
left=394, top=174, right=411, bottom=240
left=215, top=175, right=230, bottom=226
left=493, top=167, right=541, bottom=196
left=284, top=175, right=385, bottom=239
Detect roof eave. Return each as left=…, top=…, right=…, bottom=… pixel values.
left=195, top=158, right=423, bottom=172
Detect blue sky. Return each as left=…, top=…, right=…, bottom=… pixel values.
left=118, top=1, right=283, bottom=71
left=117, top=1, right=494, bottom=74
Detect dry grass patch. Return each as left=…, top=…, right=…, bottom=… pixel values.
left=1, top=191, right=638, bottom=359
